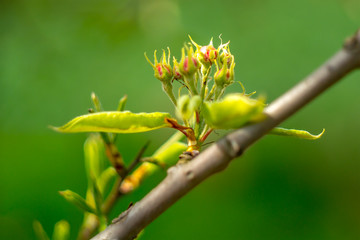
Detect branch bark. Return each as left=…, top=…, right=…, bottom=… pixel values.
left=92, top=30, right=360, bottom=240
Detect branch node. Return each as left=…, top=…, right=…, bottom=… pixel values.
left=185, top=170, right=195, bottom=180
left=217, top=137, right=243, bottom=159
left=344, top=29, right=360, bottom=54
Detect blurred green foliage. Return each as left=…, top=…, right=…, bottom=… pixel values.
left=1, top=0, right=360, bottom=239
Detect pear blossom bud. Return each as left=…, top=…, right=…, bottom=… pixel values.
left=173, top=58, right=183, bottom=80
left=189, top=36, right=219, bottom=68
left=145, top=48, right=173, bottom=83
left=179, top=45, right=200, bottom=77
left=214, top=55, right=235, bottom=88
left=145, top=48, right=177, bottom=106
left=218, top=43, right=233, bottom=68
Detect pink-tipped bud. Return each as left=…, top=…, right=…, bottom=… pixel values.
left=214, top=55, right=235, bottom=88
left=179, top=46, right=200, bottom=76
left=145, top=48, right=173, bottom=83
left=173, top=58, right=183, bottom=80
left=218, top=44, right=233, bottom=68
left=189, top=36, right=219, bottom=68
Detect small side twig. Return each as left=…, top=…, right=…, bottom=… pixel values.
left=77, top=141, right=151, bottom=239
left=127, top=141, right=150, bottom=174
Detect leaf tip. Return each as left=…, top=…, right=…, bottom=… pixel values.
left=58, top=190, right=71, bottom=197
left=313, top=128, right=325, bottom=139
left=49, top=125, right=61, bottom=132
left=58, top=190, right=65, bottom=196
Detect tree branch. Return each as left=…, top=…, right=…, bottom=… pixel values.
left=92, top=30, right=360, bottom=240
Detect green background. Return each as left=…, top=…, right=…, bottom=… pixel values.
left=1, top=0, right=360, bottom=239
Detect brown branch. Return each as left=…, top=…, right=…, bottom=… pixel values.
left=92, top=30, right=360, bottom=240
left=104, top=141, right=126, bottom=178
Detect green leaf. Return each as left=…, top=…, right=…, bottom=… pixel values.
left=269, top=127, right=325, bottom=140
left=98, top=167, right=117, bottom=194
left=52, top=220, right=70, bottom=240
left=91, top=92, right=102, bottom=112
left=203, top=93, right=265, bottom=129
left=153, top=142, right=187, bottom=166
left=141, top=157, right=166, bottom=169
left=176, top=95, right=201, bottom=120
left=84, top=134, right=105, bottom=181
left=59, top=190, right=96, bottom=214
left=33, top=220, right=50, bottom=240
left=120, top=141, right=187, bottom=193
left=52, top=111, right=172, bottom=134
left=145, top=141, right=188, bottom=176
left=98, top=215, right=108, bottom=231
left=117, top=95, right=128, bottom=112
left=90, top=176, right=103, bottom=216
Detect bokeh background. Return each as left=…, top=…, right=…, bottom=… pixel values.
left=1, top=0, right=360, bottom=239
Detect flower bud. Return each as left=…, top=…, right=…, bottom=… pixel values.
left=218, top=43, right=232, bottom=68
left=176, top=95, right=201, bottom=120
left=214, top=55, right=235, bottom=88
left=145, top=48, right=173, bottom=83
left=179, top=45, right=200, bottom=77
left=176, top=95, right=190, bottom=120
left=189, top=36, right=219, bottom=68
left=173, top=57, right=183, bottom=80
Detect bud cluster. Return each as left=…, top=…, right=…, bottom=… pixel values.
left=145, top=35, right=236, bottom=105
left=144, top=35, right=239, bottom=152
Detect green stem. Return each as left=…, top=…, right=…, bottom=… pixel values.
left=206, top=84, right=216, bottom=101
left=184, top=75, right=198, bottom=96
left=214, top=85, right=224, bottom=100
left=162, top=82, right=177, bottom=106
left=199, top=124, right=210, bottom=140
left=200, top=68, right=210, bottom=101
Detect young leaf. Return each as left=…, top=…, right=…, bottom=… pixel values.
left=120, top=141, right=187, bottom=193
left=203, top=93, right=265, bottom=129
left=98, top=215, right=108, bottom=231
left=52, top=220, right=70, bottom=240
left=117, top=95, right=128, bottom=112
left=59, top=190, right=96, bottom=214
left=84, top=134, right=105, bottom=181
left=153, top=141, right=188, bottom=167
left=141, top=157, right=166, bottom=169
left=98, top=167, right=117, bottom=194
left=91, top=92, right=102, bottom=112
left=33, top=220, right=50, bottom=240
left=89, top=176, right=103, bottom=216
left=52, top=111, right=172, bottom=134
left=176, top=95, right=201, bottom=120
left=269, top=127, right=325, bottom=140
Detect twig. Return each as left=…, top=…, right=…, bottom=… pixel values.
left=78, top=142, right=149, bottom=239
left=103, top=139, right=126, bottom=178
left=127, top=141, right=150, bottom=174
left=92, top=30, right=360, bottom=240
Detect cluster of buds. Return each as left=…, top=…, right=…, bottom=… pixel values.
left=145, top=35, right=236, bottom=104
left=145, top=35, right=237, bottom=155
